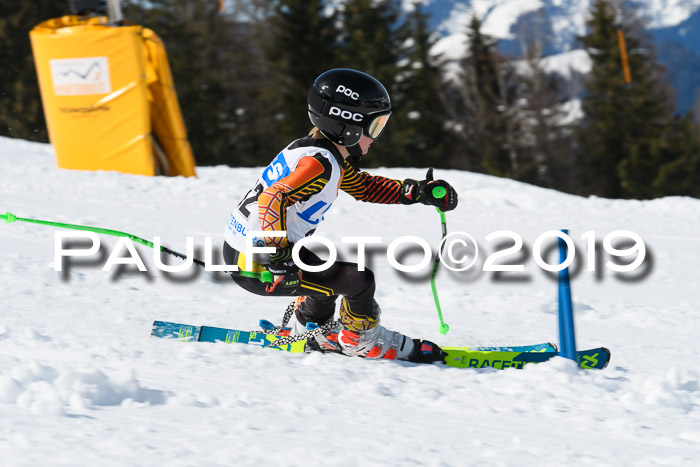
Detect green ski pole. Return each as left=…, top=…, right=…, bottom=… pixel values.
left=429, top=187, right=450, bottom=335
left=1, top=211, right=273, bottom=283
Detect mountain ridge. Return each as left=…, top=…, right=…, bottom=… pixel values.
left=416, top=0, right=700, bottom=113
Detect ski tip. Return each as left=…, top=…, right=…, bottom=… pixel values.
left=600, top=347, right=611, bottom=369
left=577, top=346, right=611, bottom=370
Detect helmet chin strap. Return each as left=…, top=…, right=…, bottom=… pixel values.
left=347, top=143, right=363, bottom=158
left=346, top=143, right=363, bottom=169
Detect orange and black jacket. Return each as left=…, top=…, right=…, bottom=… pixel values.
left=257, top=136, right=412, bottom=239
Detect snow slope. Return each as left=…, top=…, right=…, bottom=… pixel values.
left=2, top=136, right=700, bottom=465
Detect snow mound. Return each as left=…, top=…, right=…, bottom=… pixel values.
left=1, top=361, right=167, bottom=416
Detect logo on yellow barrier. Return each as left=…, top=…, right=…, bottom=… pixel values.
left=49, top=57, right=111, bottom=96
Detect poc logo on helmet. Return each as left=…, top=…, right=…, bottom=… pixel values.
left=329, top=106, right=363, bottom=122
left=336, top=85, right=359, bottom=100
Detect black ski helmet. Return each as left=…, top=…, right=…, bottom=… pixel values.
left=308, top=68, right=392, bottom=147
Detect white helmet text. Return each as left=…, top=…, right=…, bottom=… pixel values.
left=329, top=106, right=364, bottom=122
left=335, top=85, right=359, bottom=100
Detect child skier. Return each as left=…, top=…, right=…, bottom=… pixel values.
left=223, top=68, right=458, bottom=363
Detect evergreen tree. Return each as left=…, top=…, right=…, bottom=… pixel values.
left=0, top=1, right=66, bottom=142
left=577, top=0, right=694, bottom=198
left=650, top=114, right=700, bottom=197
left=335, top=0, right=406, bottom=167
left=516, top=39, right=575, bottom=190
left=389, top=5, right=449, bottom=168
left=336, top=0, right=402, bottom=82
left=266, top=0, right=340, bottom=143
left=449, top=15, right=520, bottom=176
left=124, top=0, right=280, bottom=166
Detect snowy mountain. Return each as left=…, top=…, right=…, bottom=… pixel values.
left=423, top=0, right=700, bottom=46
left=420, top=0, right=700, bottom=113
left=2, top=136, right=700, bottom=464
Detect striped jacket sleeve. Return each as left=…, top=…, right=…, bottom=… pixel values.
left=339, top=159, right=404, bottom=204
left=257, top=155, right=331, bottom=247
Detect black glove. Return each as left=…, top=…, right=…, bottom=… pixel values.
left=265, top=243, right=302, bottom=293
left=400, top=168, right=458, bottom=211
left=266, top=244, right=297, bottom=276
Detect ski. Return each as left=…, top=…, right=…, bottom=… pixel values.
left=151, top=320, right=307, bottom=352
left=151, top=320, right=609, bottom=370
left=151, top=320, right=555, bottom=353
left=442, top=346, right=611, bottom=370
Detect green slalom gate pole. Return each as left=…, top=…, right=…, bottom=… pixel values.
left=1, top=211, right=272, bottom=284
left=429, top=187, right=450, bottom=335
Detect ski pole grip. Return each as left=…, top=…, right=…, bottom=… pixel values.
left=432, top=186, right=447, bottom=199
left=431, top=186, right=447, bottom=215
left=2, top=212, right=17, bottom=224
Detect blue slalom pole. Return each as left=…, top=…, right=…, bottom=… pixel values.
left=557, top=229, right=577, bottom=362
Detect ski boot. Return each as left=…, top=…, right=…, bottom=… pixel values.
left=278, top=296, right=344, bottom=353
left=337, top=297, right=446, bottom=363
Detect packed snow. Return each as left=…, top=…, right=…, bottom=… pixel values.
left=2, top=135, right=700, bottom=465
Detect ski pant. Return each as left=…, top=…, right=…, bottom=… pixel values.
left=223, top=242, right=375, bottom=326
